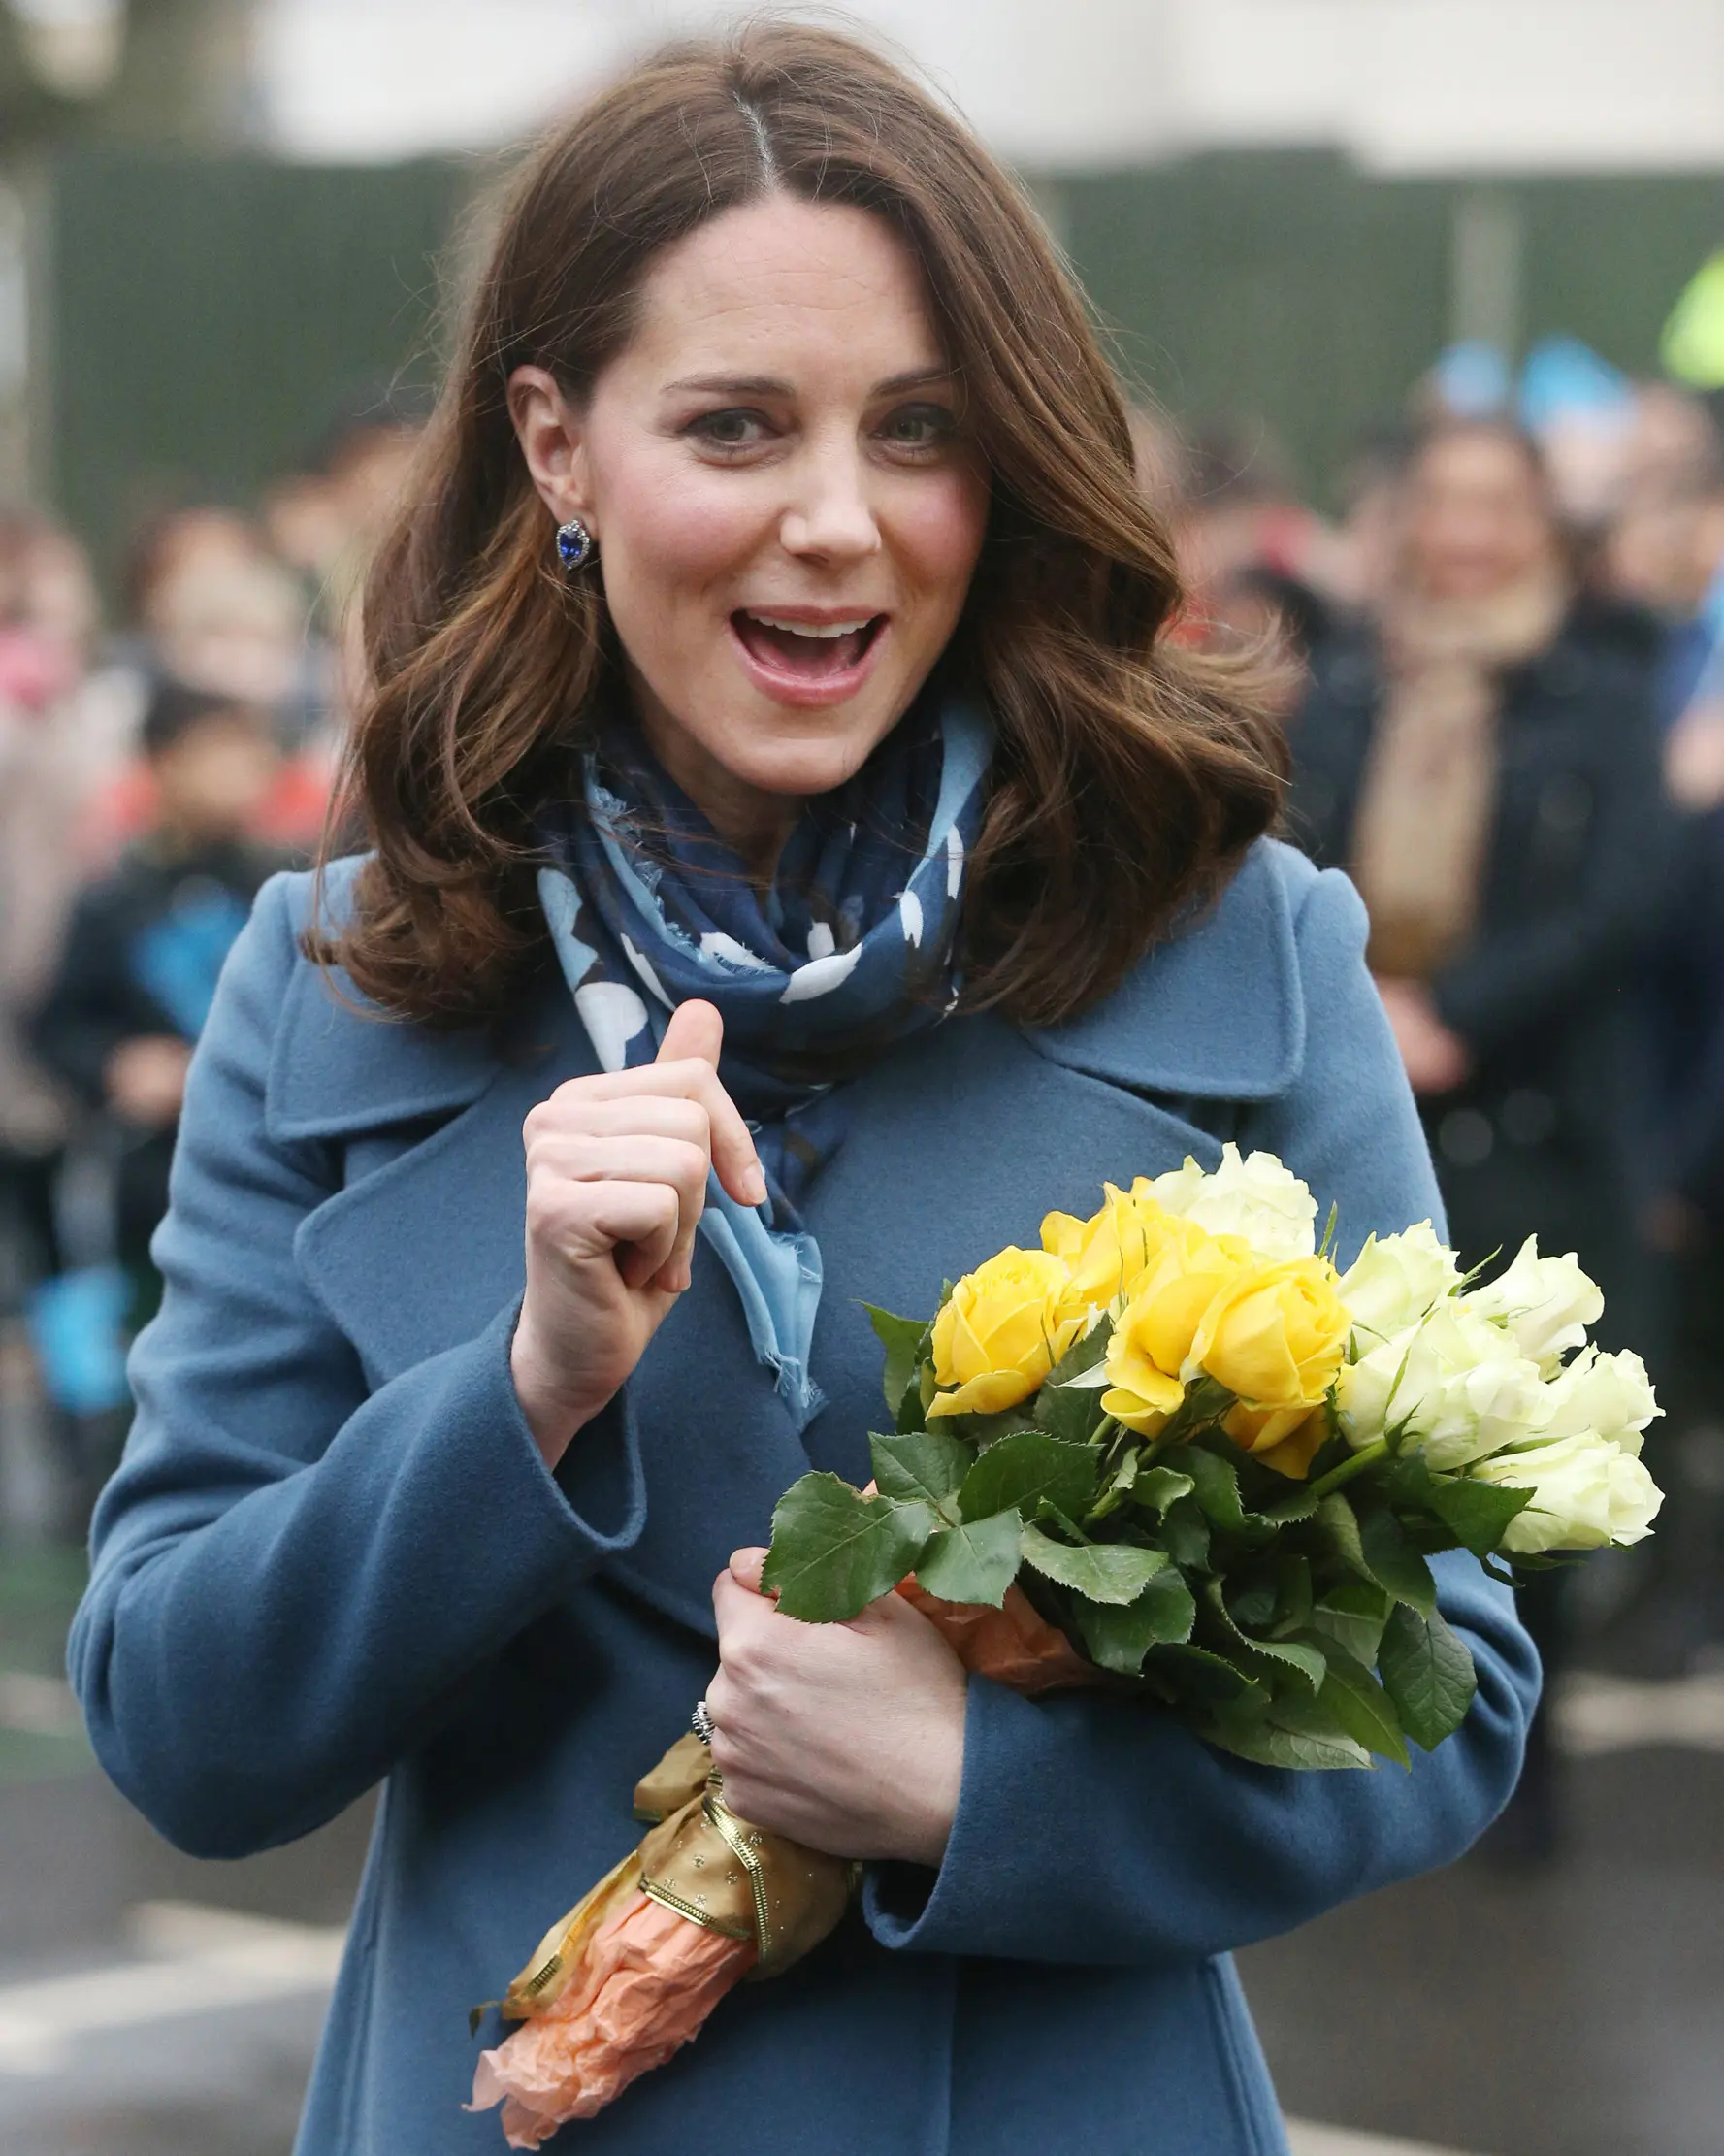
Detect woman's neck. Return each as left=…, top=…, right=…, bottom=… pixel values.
left=629, top=677, right=802, bottom=887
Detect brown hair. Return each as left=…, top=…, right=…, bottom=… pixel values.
left=319, top=19, right=1285, bottom=1029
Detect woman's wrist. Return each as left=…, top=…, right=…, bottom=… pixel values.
left=509, top=1320, right=605, bottom=1471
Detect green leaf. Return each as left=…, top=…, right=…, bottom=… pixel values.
left=1202, top=1578, right=1327, bottom=1691
left=1155, top=1643, right=1269, bottom=1709
left=1033, top=1326, right=1115, bottom=1442
left=761, top=1473, right=931, bottom=1621
left=1045, top=1321, right=1113, bottom=1384
left=1378, top=1604, right=1478, bottom=1751
left=1385, top=1449, right=1438, bottom=1510
left=1254, top=1486, right=1320, bottom=1528
left=1019, top=1522, right=1170, bottom=1604
left=1159, top=1496, right=1211, bottom=1571
left=1166, top=1444, right=1248, bottom=1531
left=1270, top=1553, right=1315, bottom=1638
left=1426, top=1474, right=1535, bottom=1559
left=1304, top=1640, right=1410, bottom=1768
left=1310, top=1582, right=1393, bottom=1668
left=1358, top=1506, right=1438, bottom=1616
left=863, top=1303, right=929, bottom=1421
left=1134, top=1466, right=1196, bottom=1516
left=913, top=1509, right=1023, bottom=1607
left=949, top=1409, right=1038, bottom=1449
left=958, top=1429, right=1098, bottom=1523
left=869, top=1429, right=971, bottom=1519
left=1075, top=1569, right=1197, bottom=1672
left=1085, top=1445, right=1141, bottom=1524
left=1317, top=1490, right=1371, bottom=1580
left=1207, top=1690, right=1374, bottom=1771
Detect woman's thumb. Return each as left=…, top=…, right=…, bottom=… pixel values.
left=658, top=998, right=723, bottom=1068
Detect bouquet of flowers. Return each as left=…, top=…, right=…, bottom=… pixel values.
left=472, top=1146, right=1661, bottom=2144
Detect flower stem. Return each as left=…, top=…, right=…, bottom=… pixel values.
left=1306, top=1439, right=1389, bottom=1500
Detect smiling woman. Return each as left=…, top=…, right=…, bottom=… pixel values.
left=67, top=22, right=1539, bottom=2156
left=503, top=195, right=991, bottom=875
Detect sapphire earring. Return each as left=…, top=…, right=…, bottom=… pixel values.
left=555, top=517, right=595, bottom=571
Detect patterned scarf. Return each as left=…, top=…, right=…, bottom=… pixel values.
left=538, top=697, right=992, bottom=1429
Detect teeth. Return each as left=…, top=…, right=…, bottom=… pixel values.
left=746, top=612, right=874, bottom=639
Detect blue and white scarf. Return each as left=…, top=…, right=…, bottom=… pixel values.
left=538, top=698, right=992, bottom=1430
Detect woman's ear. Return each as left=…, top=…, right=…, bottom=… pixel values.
left=506, top=365, right=596, bottom=534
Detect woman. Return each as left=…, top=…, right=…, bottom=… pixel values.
left=1289, top=420, right=1667, bottom=1350
left=1289, top=416, right=1664, bottom=1857
left=70, top=29, right=1537, bottom=2155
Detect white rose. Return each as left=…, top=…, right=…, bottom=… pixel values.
left=1335, top=1304, right=1551, bottom=1467
left=1142, top=1143, right=1317, bottom=1260
left=1473, top=1433, right=1664, bottom=1553
left=1539, top=1345, right=1661, bottom=1457
left=1464, top=1238, right=1604, bottom=1373
left=1337, top=1222, right=1462, bottom=1347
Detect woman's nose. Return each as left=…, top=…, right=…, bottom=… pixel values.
left=779, top=442, right=883, bottom=562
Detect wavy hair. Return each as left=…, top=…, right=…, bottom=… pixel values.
left=317, top=19, right=1285, bottom=1029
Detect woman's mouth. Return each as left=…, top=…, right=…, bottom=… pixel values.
left=729, top=608, right=888, bottom=705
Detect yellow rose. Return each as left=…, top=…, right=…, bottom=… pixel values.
left=1041, top=1185, right=1180, bottom=1314
left=1189, top=1256, right=1350, bottom=1474
left=1222, top=1403, right=1331, bottom=1481
left=927, top=1246, right=1087, bottom=1419
left=1100, top=1219, right=1247, bottom=1433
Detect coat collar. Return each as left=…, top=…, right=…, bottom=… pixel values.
left=1024, top=838, right=1307, bottom=1102
left=272, top=837, right=1309, bottom=1146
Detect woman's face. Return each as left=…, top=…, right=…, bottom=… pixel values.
left=510, top=196, right=989, bottom=842
left=1402, top=431, right=1557, bottom=603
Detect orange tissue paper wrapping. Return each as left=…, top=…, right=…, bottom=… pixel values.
left=469, top=1582, right=1095, bottom=2146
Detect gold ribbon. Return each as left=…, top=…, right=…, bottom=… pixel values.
left=501, top=1736, right=858, bottom=2020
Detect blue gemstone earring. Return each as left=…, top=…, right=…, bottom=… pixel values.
left=555, top=517, right=595, bottom=571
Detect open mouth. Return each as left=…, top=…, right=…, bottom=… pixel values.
left=730, top=608, right=887, bottom=683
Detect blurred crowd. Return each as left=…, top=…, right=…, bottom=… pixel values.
left=1161, top=345, right=1724, bottom=1853
left=3, top=329, right=1723, bottom=1862
left=0, top=387, right=421, bottom=1524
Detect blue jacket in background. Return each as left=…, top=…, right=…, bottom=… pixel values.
left=68, top=838, right=1539, bottom=2156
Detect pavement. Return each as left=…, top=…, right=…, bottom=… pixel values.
left=1, top=1544, right=1720, bottom=2156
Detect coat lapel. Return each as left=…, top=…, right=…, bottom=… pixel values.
left=282, top=971, right=819, bottom=1642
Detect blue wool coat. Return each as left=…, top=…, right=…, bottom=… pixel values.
left=69, top=838, right=1539, bottom=2156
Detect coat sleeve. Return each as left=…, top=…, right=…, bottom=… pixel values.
left=863, top=865, right=1540, bottom=1967
left=66, top=876, right=647, bottom=1860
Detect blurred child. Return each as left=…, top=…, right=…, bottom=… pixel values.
left=32, top=680, right=284, bottom=1327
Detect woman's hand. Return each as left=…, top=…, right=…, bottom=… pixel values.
left=706, top=1549, right=968, bottom=1869
left=1375, top=975, right=1471, bottom=1096
left=510, top=1000, right=766, bottom=1467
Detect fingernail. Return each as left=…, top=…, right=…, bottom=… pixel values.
left=746, top=1164, right=768, bottom=1206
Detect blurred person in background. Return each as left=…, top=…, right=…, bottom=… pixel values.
left=264, top=380, right=427, bottom=648
left=1602, top=392, right=1724, bottom=1659
left=1289, top=416, right=1669, bottom=1857
left=1324, top=423, right=1415, bottom=617
left=90, top=506, right=335, bottom=859
left=32, top=680, right=284, bottom=1337
left=1172, top=415, right=1335, bottom=666
left=0, top=513, right=145, bottom=1318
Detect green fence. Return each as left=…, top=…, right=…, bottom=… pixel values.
left=1058, top=151, right=1724, bottom=501
left=40, top=147, right=471, bottom=578
left=35, top=144, right=1724, bottom=553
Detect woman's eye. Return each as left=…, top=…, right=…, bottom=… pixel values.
left=686, top=408, right=771, bottom=450
left=877, top=403, right=959, bottom=452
